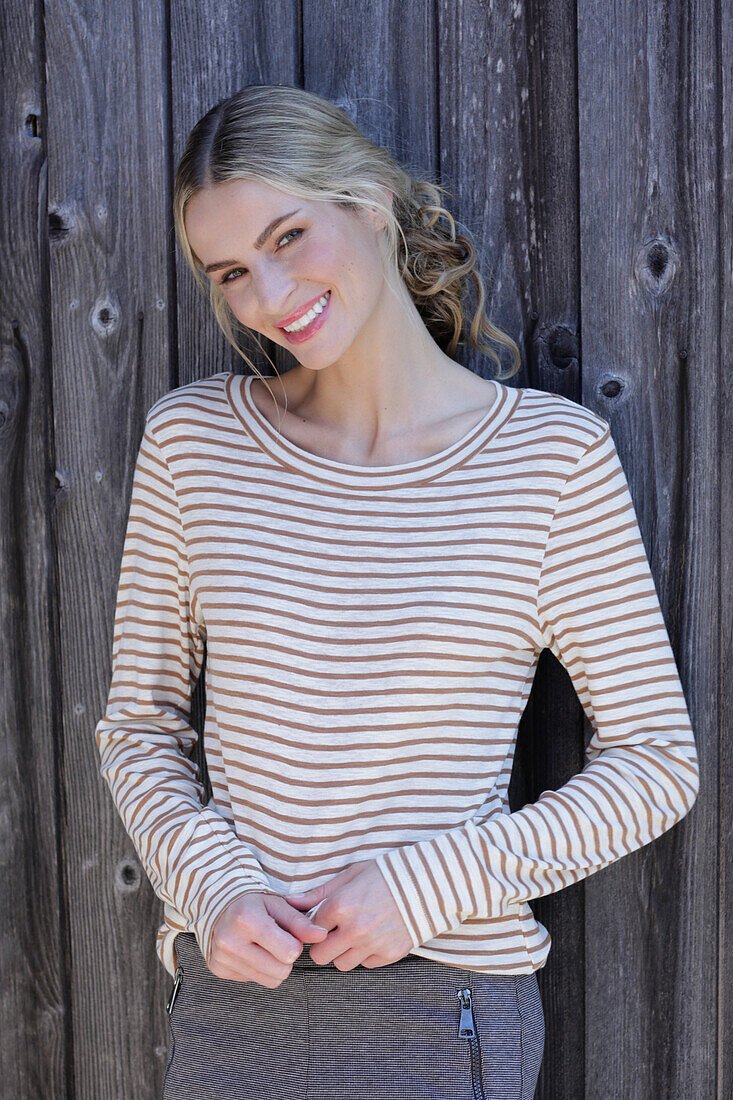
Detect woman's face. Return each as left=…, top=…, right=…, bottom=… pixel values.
left=183, top=177, right=391, bottom=365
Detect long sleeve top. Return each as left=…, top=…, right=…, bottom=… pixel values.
left=94, top=371, right=700, bottom=979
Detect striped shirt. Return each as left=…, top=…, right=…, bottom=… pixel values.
left=94, top=370, right=700, bottom=979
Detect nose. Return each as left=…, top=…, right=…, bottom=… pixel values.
left=252, top=266, right=298, bottom=324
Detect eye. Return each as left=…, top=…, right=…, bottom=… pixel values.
left=220, top=267, right=246, bottom=285
left=219, top=227, right=305, bottom=286
left=277, top=227, right=303, bottom=248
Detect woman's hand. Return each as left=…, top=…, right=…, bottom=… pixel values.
left=285, top=859, right=414, bottom=970
left=207, top=891, right=329, bottom=987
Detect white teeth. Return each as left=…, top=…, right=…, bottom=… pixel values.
left=283, top=291, right=330, bottom=332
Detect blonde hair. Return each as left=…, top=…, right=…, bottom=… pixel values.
left=173, top=83, right=521, bottom=407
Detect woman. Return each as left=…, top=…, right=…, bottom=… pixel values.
left=94, top=84, right=699, bottom=1099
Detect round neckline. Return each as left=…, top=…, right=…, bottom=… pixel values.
left=224, top=371, right=521, bottom=489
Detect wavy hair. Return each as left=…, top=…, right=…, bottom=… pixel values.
left=173, top=83, right=521, bottom=406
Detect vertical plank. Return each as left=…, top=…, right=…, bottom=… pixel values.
left=437, top=3, right=586, bottom=1096
left=718, top=0, right=732, bottom=1094
left=303, top=0, right=437, bottom=170
left=44, top=1, right=173, bottom=1096
left=0, top=3, right=69, bottom=1097
left=0, top=4, right=69, bottom=1095
left=578, top=0, right=717, bottom=1095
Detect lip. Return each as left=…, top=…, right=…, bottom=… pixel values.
left=277, top=290, right=330, bottom=329
left=278, top=289, right=332, bottom=345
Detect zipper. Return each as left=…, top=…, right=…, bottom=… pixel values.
left=457, top=987, right=486, bottom=1100
left=162, top=966, right=183, bottom=1095
left=166, top=966, right=183, bottom=1016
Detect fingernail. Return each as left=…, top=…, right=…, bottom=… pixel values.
left=312, top=925, right=327, bottom=932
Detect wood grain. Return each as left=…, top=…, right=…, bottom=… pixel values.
left=0, top=0, right=722, bottom=1096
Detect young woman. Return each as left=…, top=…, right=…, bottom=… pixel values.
left=95, top=84, right=699, bottom=1100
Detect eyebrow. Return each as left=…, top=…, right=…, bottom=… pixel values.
left=203, top=208, right=301, bottom=274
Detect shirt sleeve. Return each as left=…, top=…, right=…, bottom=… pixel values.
left=94, top=415, right=278, bottom=967
left=374, top=423, right=700, bottom=949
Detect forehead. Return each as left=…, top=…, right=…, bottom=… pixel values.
left=184, top=178, right=318, bottom=255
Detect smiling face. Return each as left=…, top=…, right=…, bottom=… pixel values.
left=183, top=176, right=392, bottom=366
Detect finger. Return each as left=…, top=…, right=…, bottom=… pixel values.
left=286, top=870, right=352, bottom=908
left=266, top=895, right=329, bottom=944
left=310, top=940, right=365, bottom=971
left=359, top=954, right=390, bottom=970
left=308, top=927, right=355, bottom=967
left=286, top=888, right=321, bottom=907
left=214, top=949, right=288, bottom=983
left=216, top=897, right=325, bottom=973
left=329, top=947, right=367, bottom=972
left=216, top=939, right=300, bottom=985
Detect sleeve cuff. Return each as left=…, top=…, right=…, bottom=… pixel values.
left=375, top=822, right=508, bottom=947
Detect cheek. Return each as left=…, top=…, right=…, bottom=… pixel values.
left=226, top=289, right=270, bottom=335
left=301, top=236, right=382, bottom=316
left=297, top=233, right=344, bottom=280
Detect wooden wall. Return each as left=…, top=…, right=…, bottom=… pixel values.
left=2, top=0, right=728, bottom=1096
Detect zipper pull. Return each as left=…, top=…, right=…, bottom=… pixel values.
left=457, top=987, right=477, bottom=1038
left=166, top=966, right=183, bottom=1015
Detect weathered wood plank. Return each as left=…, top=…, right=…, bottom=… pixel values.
left=0, top=1, right=69, bottom=1097
left=45, top=1, right=173, bottom=1096
left=578, top=1, right=718, bottom=1096
left=718, top=0, right=732, bottom=1095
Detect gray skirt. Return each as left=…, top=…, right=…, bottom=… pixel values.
left=162, top=931, right=545, bottom=1099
